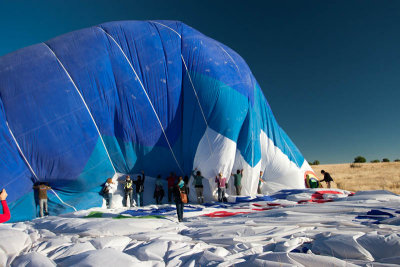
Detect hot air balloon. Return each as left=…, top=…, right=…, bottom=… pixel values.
left=0, top=21, right=313, bottom=222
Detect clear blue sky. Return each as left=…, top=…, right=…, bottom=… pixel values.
left=1, top=0, right=399, bottom=164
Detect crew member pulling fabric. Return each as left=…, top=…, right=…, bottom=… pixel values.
left=0, top=189, right=10, bottom=223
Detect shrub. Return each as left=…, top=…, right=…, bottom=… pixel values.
left=382, top=158, right=390, bottom=162
left=370, top=159, right=380, bottom=163
left=395, top=159, right=400, bottom=162
left=350, top=163, right=362, bottom=168
left=354, top=156, right=366, bottom=163
left=312, top=160, right=320, bottom=165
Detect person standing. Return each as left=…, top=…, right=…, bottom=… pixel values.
left=192, top=169, right=204, bottom=204
left=183, top=175, right=190, bottom=197
left=257, top=171, right=264, bottom=194
left=154, top=175, right=164, bottom=204
left=173, top=176, right=187, bottom=222
left=215, top=172, right=227, bottom=202
left=0, top=189, right=10, bottom=223
left=167, top=172, right=176, bottom=203
left=33, top=182, right=51, bottom=217
left=134, top=171, right=145, bottom=207
left=119, top=175, right=134, bottom=207
left=320, top=170, right=334, bottom=188
left=103, top=178, right=117, bottom=209
left=232, top=169, right=243, bottom=195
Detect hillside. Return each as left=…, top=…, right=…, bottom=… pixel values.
left=311, top=162, right=400, bottom=194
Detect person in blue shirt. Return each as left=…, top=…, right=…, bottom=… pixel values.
left=173, top=176, right=187, bottom=222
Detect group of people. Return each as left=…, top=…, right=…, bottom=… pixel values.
left=0, top=168, right=335, bottom=223
left=103, top=171, right=145, bottom=209
left=103, top=169, right=269, bottom=208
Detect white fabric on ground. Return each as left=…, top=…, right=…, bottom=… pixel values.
left=1, top=189, right=399, bottom=266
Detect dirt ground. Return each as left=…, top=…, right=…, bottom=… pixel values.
left=311, top=162, right=400, bottom=194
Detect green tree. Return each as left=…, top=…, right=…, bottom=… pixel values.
left=382, top=158, right=390, bottom=162
left=370, top=159, right=380, bottom=163
left=354, top=156, right=366, bottom=163
left=394, top=159, right=400, bottom=162
left=312, top=160, right=320, bottom=165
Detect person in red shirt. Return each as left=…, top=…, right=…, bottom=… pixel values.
left=167, top=172, right=176, bottom=203
left=0, top=189, right=10, bottom=223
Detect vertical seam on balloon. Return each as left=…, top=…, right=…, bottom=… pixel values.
left=149, top=21, right=215, bottom=158
left=42, top=43, right=117, bottom=175
left=5, top=121, right=78, bottom=211
left=96, top=26, right=185, bottom=175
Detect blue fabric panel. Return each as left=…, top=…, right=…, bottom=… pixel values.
left=235, top=195, right=275, bottom=203
left=0, top=43, right=114, bottom=220
left=7, top=191, right=36, bottom=222
left=236, top=106, right=262, bottom=167
left=98, top=21, right=186, bottom=173
left=0, top=101, right=33, bottom=204
left=181, top=73, right=208, bottom=173
left=45, top=26, right=138, bottom=173
left=181, top=24, right=255, bottom=104
left=0, top=44, right=108, bottom=181
left=187, top=73, right=249, bottom=141
left=120, top=205, right=202, bottom=217
left=99, top=21, right=183, bottom=147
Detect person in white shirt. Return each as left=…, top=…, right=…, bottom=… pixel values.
left=103, top=178, right=117, bottom=208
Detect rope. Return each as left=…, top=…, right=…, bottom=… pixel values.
left=97, top=26, right=184, bottom=175
left=43, top=43, right=117, bottom=174
left=5, top=121, right=77, bottom=211
left=150, top=21, right=215, bottom=157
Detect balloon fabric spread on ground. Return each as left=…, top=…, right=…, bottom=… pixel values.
left=1, top=189, right=400, bottom=266
left=0, top=20, right=313, bottom=222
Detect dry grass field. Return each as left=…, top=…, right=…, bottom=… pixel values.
left=311, top=162, right=400, bottom=195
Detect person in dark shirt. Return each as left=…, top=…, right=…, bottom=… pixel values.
left=0, top=189, right=10, bottom=223
left=231, top=169, right=243, bottom=195
left=154, top=175, right=164, bottom=204
left=33, top=183, right=51, bottom=217
left=133, top=171, right=145, bottom=207
left=320, top=170, right=334, bottom=188
left=192, top=169, right=205, bottom=204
